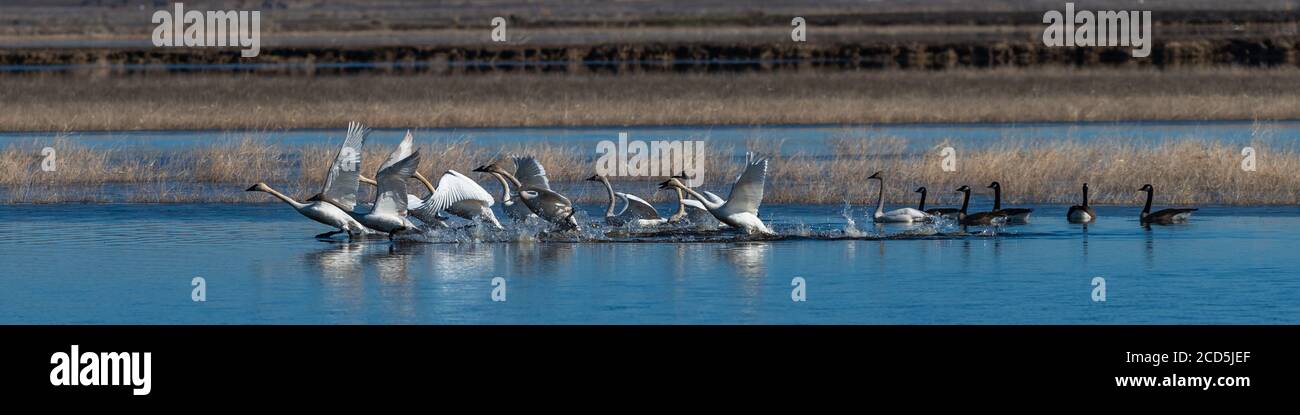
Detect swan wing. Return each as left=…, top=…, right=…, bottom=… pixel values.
left=373, top=150, right=420, bottom=216
left=615, top=192, right=662, bottom=220
left=320, top=121, right=368, bottom=210
left=512, top=156, right=551, bottom=190
left=722, top=154, right=767, bottom=214
left=412, top=170, right=496, bottom=220
left=524, top=189, right=574, bottom=220
left=377, top=130, right=416, bottom=173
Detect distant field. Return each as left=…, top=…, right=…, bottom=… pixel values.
left=3, top=68, right=1300, bottom=131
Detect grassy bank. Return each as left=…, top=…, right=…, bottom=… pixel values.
left=4, top=68, right=1300, bottom=131
left=4, top=135, right=1296, bottom=206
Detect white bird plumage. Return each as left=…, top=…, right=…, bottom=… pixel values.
left=659, top=153, right=775, bottom=235
left=867, top=171, right=931, bottom=223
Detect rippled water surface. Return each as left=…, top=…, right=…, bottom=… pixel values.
left=2, top=203, right=1297, bottom=324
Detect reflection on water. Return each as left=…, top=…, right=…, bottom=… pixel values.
left=2, top=203, right=1300, bottom=324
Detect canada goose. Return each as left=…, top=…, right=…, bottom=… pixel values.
left=915, top=186, right=960, bottom=219
left=247, top=183, right=370, bottom=238
left=867, top=171, right=930, bottom=223
left=1139, top=184, right=1197, bottom=224
left=477, top=157, right=578, bottom=230
left=1067, top=183, right=1097, bottom=223
left=668, top=171, right=718, bottom=225
left=988, top=181, right=1033, bottom=223
left=955, top=185, right=1007, bottom=226
left=658, top=153, right=775, bottom=235
left=587, top=174, right=666, bottom=226
left=345, top=150, right=422, bottom=236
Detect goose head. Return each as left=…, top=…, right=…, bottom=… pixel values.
left=245, top=183, right=269, bottom=192
left=1139, top=184, right=1154, bottom=192
left=987, top=181, right=1001, bottom=189
left=915, top=186, right=926, bottom=194
left=955, top=185, right=971, bottom=193
left=867, top=171, right=883, bottom=180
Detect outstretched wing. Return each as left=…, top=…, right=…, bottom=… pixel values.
left=723, top=153, right=767, bottom=214
left=320, top=121, right=368, bottom=210
left=411, top=170, right=495, bottom=222
left=616, top=192, right=662, bottom=220
left=373, top=150, right=420, bottom=216
left=377, top=130, right=416, bottom=174
left=513, top=156, right=551, bottom=190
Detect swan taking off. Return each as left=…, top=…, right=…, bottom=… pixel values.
left=409, top=170, right=502, bottom=230
left=476, top=156, right=578, bottom=230
left=247, top=121, right=372, bottom=239
left=658, top=153, right=775, bottom=235
left=588, top=174, right=666, bottom=227
left=350, top=149, right=423, bottom=236
left=867, top=171, right=930, bottom=223
left=668, top=171, right=721, bottom=226
left=1138, top=184, right=1197, bottom=225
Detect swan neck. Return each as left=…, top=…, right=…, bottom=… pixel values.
left=674, top=188, right=687, bottom=217
left=490, top=173, right=512, bottom=202
left=873, top=178, right=885, bottom=216
left=498, top=171, right=524, bottom=189
left=599, top=177, right=617, bottom=217
left=679, top=186, right=721, bottom=209
left=414, top=171, right=437, bottom=194
left=261, top=185, right=305, bottom=209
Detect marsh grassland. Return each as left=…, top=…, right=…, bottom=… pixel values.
left=4, top=134, right=1297, bottom=206
left=5, top=68, right=1300, bottom=131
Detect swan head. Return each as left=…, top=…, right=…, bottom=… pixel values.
left=658, top=178, right=683, bottom=190
left=955, top=185, right=971, bottom=193
left=245, top=183, right=268, bottom=192
left=987, top=181, right=1001, bottom=189
left=471, top=165, right=493, bottom=173
left=867, top=171, right=882, bottom=180
left=1139, top=184, right=1153, bottom=192
left=586, top=174, right=603, bottom=182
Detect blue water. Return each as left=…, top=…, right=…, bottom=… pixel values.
left=4, top=120, right=1299, bottom=157
left=2, top=203, right=1297, bottom=324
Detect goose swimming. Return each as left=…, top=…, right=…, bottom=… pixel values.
left=867, top=171, right=930, bottom=223
left=955, top=185, right=1007, bottom=226
left=658, top=153, right=775, bottom=235
left=476, top=157, right=578, bottom=230
left=1067, top=183, right=1098, bottom=223
left=915, top=186, right=960, bottom=219
left=247, top=121, right=372, bottom=238
left=1138, top=184, right=1197, bottom=225
left=988, top=181, right=1033, bottom=223
left=587, top=174, right=666, bottom=226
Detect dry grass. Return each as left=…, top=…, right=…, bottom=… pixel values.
left=3, top=135, right=1299, bottom=206
left=5, top=68, right=1300, bottom=131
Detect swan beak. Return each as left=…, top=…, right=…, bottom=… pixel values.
left=867, top=172, right=881, bottom=179
left=471, top=165, right=488, bottom=173
left=586, top=175, right=600, bottom=181
left=245, top=184, right=260, bottom=192
left=658, top=180, right=674, bottom=189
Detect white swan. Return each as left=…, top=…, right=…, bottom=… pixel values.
left=409, top=170, right=502, bottom=229
left=587, top=174, right=667, bottom=226
left=658, top=153, right=775, bottom=235
left=667, top=172, right=723, bottom=226
left=248, top=121, right=372, bottom=238
left=350, top=150, right=422, bottom=236
left=867, top=171, right=931, bottom=223
left=477, top=157, right=578, bottom=229
left=248, top=183, right=370, bottom=238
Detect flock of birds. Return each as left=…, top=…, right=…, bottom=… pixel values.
left=246, top=122, right=1199, bottom=240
